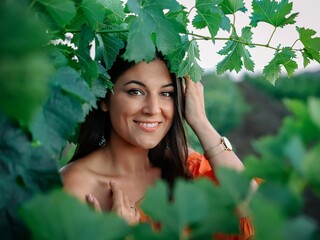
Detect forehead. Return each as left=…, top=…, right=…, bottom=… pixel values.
left=115, top=59, right=173, bottom=86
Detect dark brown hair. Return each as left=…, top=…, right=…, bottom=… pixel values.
left=70, top=49, right=190, bottom=187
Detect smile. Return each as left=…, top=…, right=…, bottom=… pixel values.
left=136, top=121, right=159, bottom=128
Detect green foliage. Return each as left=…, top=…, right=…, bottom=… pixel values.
left=1, top=0, right=320, bottom=239
left=250, top=0, right=298, bottom=28
left=217, top=26, right=255, bottom=74
left=244, top=71, right=320, bottom=101
left=244, top=97, right=320, bottom=239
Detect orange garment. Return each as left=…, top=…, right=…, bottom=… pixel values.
left=137, top=151, right=255, bottom=240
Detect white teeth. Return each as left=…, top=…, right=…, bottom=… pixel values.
left=138, top=122, right=158, bottom=128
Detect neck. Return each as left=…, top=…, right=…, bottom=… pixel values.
left=103, top=139, right=153, bottom=175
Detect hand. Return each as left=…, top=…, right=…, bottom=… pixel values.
left=86, top=193, right=102, bottom=212
left=110, top=181, right=140, bottom=225
left=183, top=75, right=208, bottom=129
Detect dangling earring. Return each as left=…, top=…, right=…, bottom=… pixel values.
left=99, top=112, right=106, bottom=147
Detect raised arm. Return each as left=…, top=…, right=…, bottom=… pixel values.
left=183, top=75, right=244, bottom=172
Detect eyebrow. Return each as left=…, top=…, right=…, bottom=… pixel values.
left=123, top=80, right=174, bottom=88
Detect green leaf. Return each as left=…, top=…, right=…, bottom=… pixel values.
left=302, top=143, right=320, bottom=195
left=166, top=35, right=189, bottom=73
left=173, top=180, right=208, bottom=230
left=297, top=27, right=320, bottom=65
left=80, top=0, right=105, bottom=28
left=37, top=0, right=76, bottom=27
left=263, top=48, right=298, bottom=85
left=250, top=0, right=298, bottom=28
left=177, top=39, right=204, bottom=82
left=193, top=0, right=223, bottom=39
left=99, top=0, right=126, bottom=23
left=0, top=116, right=61, bottom=240
left=52, top=67, right=96, bottom=105
left=123, top=0, right=183, bottom=62
left=140, top=180, right=171, bottom=222
left=97, top=33, right=125, bottom=70
left=20, top=189, right=131, bottom=240
left=308, top=97, right=320, bottom=129
left=77, top=25, right=99, bottom=84
left=283, top=136, right=305, bottom=175
left=217, top=27, right=254, bottom=74
left=219, top=0, right=247, bottom=14
left=284, top=216, right=317, bottom=240
left=29, top=67, right=93, bottom=155
left=251, top=195, right=286, bottom=239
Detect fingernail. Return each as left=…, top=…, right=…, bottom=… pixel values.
left=86, top=194, right=93, bottom=203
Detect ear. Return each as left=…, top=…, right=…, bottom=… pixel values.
left=100, top=101, right=108, bottom=112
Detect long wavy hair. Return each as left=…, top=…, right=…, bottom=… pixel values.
left=70, top=49, right=190, bottom=187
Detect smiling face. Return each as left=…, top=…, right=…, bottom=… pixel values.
left=102, top=59, right=175, bottom=150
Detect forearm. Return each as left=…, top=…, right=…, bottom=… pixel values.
left=191, top=118, right=244, bottom=172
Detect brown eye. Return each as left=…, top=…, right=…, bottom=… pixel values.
left=128, top=89, right=143, bottom=96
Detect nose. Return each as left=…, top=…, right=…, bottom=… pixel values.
left=142, top=94, right=161, bottom=115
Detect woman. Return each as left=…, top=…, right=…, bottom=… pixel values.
left=60, top=50, right=256, bottom=237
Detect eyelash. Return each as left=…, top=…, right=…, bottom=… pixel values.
left=127, top=89, right=174, bottom=98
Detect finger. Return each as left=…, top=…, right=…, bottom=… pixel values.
left=110, top=181, right=124, bottom=210
left=86, top=194, right=102, bottom=212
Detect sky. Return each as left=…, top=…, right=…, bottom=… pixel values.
left=179, top=0, right=320, bottom=75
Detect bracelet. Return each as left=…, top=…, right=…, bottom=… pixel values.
left=204, top=137, right=233, bottom=159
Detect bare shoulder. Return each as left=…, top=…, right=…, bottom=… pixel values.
left=59, top=159, right=92, bottom=201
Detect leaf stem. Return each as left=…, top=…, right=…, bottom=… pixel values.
left=267, top=27, right=277, bottom=46
left=187, top=6, right=195, bottom=18
left=291, top=39, right=300, bottom=49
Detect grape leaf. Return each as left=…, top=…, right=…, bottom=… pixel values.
left=0, top=116, right=61, bottom=240
left=177, top=39, right=204, bottom=82
left=97, top=33, right=125, bottom=70
left=216, top=27, right=254, bottom=74
left=192, top=0, right=223, bottom=39
left=20, top=189, right=131, bottom=240
left=297, top=27, right=320, bottom=67
left=99, top=0, right=126, bottom=23
left=77, top=25, right=99, bottom=85
left=123, top=0, right=182, bottom=62
left=30, top=67, right=95, bottom=155
left=250, top=0, right=298, bottom=28
left=219, top=0, right=247, bottom=14
left=37, top=0, right=76, bottom=27
left=166, top=35, right=189, bottom=73
left=263, top=48, right=298, bottom=85
left=80, top=0, right=105, bottom=28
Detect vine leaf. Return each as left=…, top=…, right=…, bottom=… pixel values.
left=77, top=25, right=99, bottom=85
left=219, top=0, right=247, bottom=15
left=30, top=67, right=95, bottom=155
left=37, top=0, right=76, bottom=27
left=99, top=0, right=126, bottom=23
left=80, top=0, right=105, bottom=28
left=263, top=48, right=298, bottom=85
left=177, top=39, right=204, bottom=82
left=250, top=0, right=298, bottom=28
left=97, top=33, right=125, bottom=70
left=123, top=0, right=182, bottom=62
left=20, top=189, right=131, bottom=240
left=297, top=27, right=320, bottom=67
left=193, top=0, right=224, bottom=39
left=217, top=27, right=254, bottom=75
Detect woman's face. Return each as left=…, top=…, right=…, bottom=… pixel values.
left=103, top=59, right=175, bottom=149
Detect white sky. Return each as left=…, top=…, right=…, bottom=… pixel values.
left=179, top=0, right=320, bottom=75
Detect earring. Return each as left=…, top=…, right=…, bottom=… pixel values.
left=99, top=135, right=106, bottom=147
left=99, top=112, right=106, bottom=147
